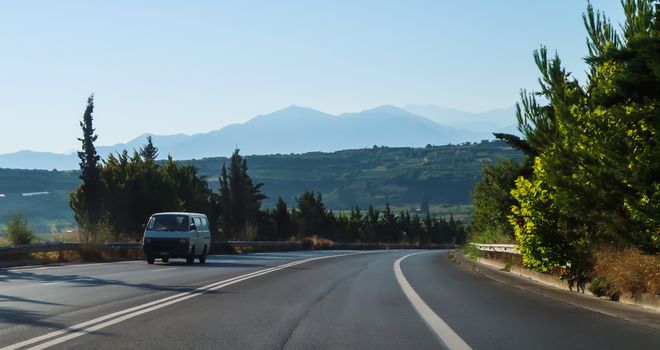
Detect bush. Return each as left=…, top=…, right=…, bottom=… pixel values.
left=588, top=276, right=620, bottom=300
left=301, top=235, right=334, bottom=250
left=6, top=214, right=35, bottom=246
left=593, top=247, right=660, bottom=300
left=463, top=243, right=484, bottom=260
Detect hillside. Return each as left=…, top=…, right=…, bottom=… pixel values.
left=0, top=141, right=521, bottom=233
left=0, top=105, right=499, bottom=170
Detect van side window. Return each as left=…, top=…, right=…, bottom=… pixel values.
left=201, top=217, right=209, bottom=231
left=194, top=217, right=203, bottom=230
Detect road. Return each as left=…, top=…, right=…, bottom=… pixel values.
left=1, top=250, right=659, bottom=349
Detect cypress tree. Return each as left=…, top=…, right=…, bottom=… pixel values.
left=70, top=94, right=104, bottom=234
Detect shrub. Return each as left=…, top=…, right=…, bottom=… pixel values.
left=594, top=247, right=660, bottom=300
left=463, top=243, right=484, bottom=260
left=301, top=235, right=334, bottom=250
left=6, top=214, right=35, bottom=246
left=588, top=276, right=620, bottom=300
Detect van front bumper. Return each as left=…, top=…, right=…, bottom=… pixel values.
left=143, top=238, right=190, bottom=258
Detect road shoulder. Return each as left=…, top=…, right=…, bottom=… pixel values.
left=455, top=252, right=660, bottom=330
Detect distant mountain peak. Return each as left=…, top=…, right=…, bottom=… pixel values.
left=1, top=103, right=514, bottom=170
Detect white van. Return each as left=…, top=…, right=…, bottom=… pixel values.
left=142, top=212, right=211, bottom=264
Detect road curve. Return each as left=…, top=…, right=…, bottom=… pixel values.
left=1, top=250, right=659, bottom=349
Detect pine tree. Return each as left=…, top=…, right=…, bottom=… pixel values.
left=219, top=163, right=232, bottom=239
left=218, top=149, right=266, bottom=240
left=70, top=94, right=104, bottom=236
left=139, top=135, right=159, bottom=162
left=273, top=197, right=292, bottom=240
left=379, top=202, right=399, bottom=242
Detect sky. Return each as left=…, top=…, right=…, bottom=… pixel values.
left=0, top=0, right=623, bottom=154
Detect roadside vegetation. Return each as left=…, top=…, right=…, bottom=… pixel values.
left=6, top=214, right=35, bottom=246
left=66, top=96, right=467, bottom=247
left=469, top=0, right=659, bottom=301
left=0, top=140, right=518, bottom=234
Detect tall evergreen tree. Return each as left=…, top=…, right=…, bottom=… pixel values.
left=273, top=197, right=292, bottom=240
left=70, top=94, right=104, bottom=234
left=139, top=135, right=159, bottom=162
left=379, top=202, right=399, bottom=242
left=219, top=163, right=232, bottom=238
left=218, top=149, right=266, bottom=239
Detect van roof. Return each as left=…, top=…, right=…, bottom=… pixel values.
left=151, top=212, right=207, bottom=217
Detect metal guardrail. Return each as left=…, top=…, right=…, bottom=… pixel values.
left=473, top=243, right=520, bottom=255
left=218, top=241, right=302, bottom=247
left=0, top=240, right=457, bottom=257
left=0, top=242, right=142, bottom=256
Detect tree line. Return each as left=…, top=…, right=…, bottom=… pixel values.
left=69, top=96, right=465, bottom=245
left=470, top=1, right=658, bottom=293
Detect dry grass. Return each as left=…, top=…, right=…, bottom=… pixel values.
left=301, top=235, right=334, bottom=250
left=593, top=247, right=660, bottom=299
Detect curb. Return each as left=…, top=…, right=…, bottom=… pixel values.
left=454, top=252, right=660, bottom=331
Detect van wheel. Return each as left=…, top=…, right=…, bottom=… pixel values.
left=186, top=247, right=195, bottom=264
left=199, top=246, right=207, bottom=264
left=147, top=256, right=155, bottom=264
left=162, top=257, right=169, bottom=263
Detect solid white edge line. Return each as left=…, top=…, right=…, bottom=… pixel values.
left=2, top=251, right=371, bottom=350
left=394, top=252, right=472, bottom=350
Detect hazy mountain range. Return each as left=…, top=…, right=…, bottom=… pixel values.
left=0, top=105, right=518, bottom=170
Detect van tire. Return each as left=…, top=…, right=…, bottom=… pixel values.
left=199, top=245, right=207, bottom=264
left=186, top=247, right=195, bottom=264
left=162, top=257, right=169, bottom=263
left=147, top=256, right=155, bottom=264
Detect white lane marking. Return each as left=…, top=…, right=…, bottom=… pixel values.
left=152, top=268, right=177, bottom=272
left=394, top=252, right=472, bottom=350
left=41, top=282, right=60, bottom=286
left=2, top=252, right=367, bottom=350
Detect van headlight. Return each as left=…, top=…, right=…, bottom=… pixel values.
left=179, top=238, right=189, bottom=244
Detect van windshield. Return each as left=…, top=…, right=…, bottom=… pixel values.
left=147, top=215, right=189, bottom=231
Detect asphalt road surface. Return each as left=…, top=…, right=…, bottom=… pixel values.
left=1, top=250, right=659, bottom=349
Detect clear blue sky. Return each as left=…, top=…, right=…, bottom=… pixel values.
left=0, top=0, right=622, bottom=154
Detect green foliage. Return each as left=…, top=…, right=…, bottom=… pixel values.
left=502, top=1, right=659, bottom=279
left=470, top=158, right=521, bottom=244
left=462, top=243, right=483, bottom=260
left=1, top=141, right=520, bottom=232
left=71, top=94, right=104, bottom=233
left=69, top=126, right=216, bottom=241
left=218, top=149, right=267, bottom=240
left=185, top=140, right=522, bottom=210
left=588, top=276, right=619, bottom=300
left=6, top=214, right=35, bottom=245
left=509, top=160, right=566, bottom=272
left=292, top=191, right=330, bottom=239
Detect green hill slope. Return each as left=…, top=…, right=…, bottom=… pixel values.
left=0, top=141, right=520, bottom=233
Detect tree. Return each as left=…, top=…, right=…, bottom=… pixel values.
left=273, top=197, right=293, bottom=240
left=470, top=159, right=521, bottom=243
left=70, top=94, right=105, bottom=238
left=218, top=149, right=266, bottom=240
left=293, top=191, right=329, bottom=238
left=507, top=1, right=660, bottom=280
left=139, top=135, right=159, bottom=162
left=219, top=164, right=232, bottom=239
left=379, top=202, right=400, bottom=242
left=362, top=205, right=380, bottom=242
left=6, top=214, right=35, bottom=245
